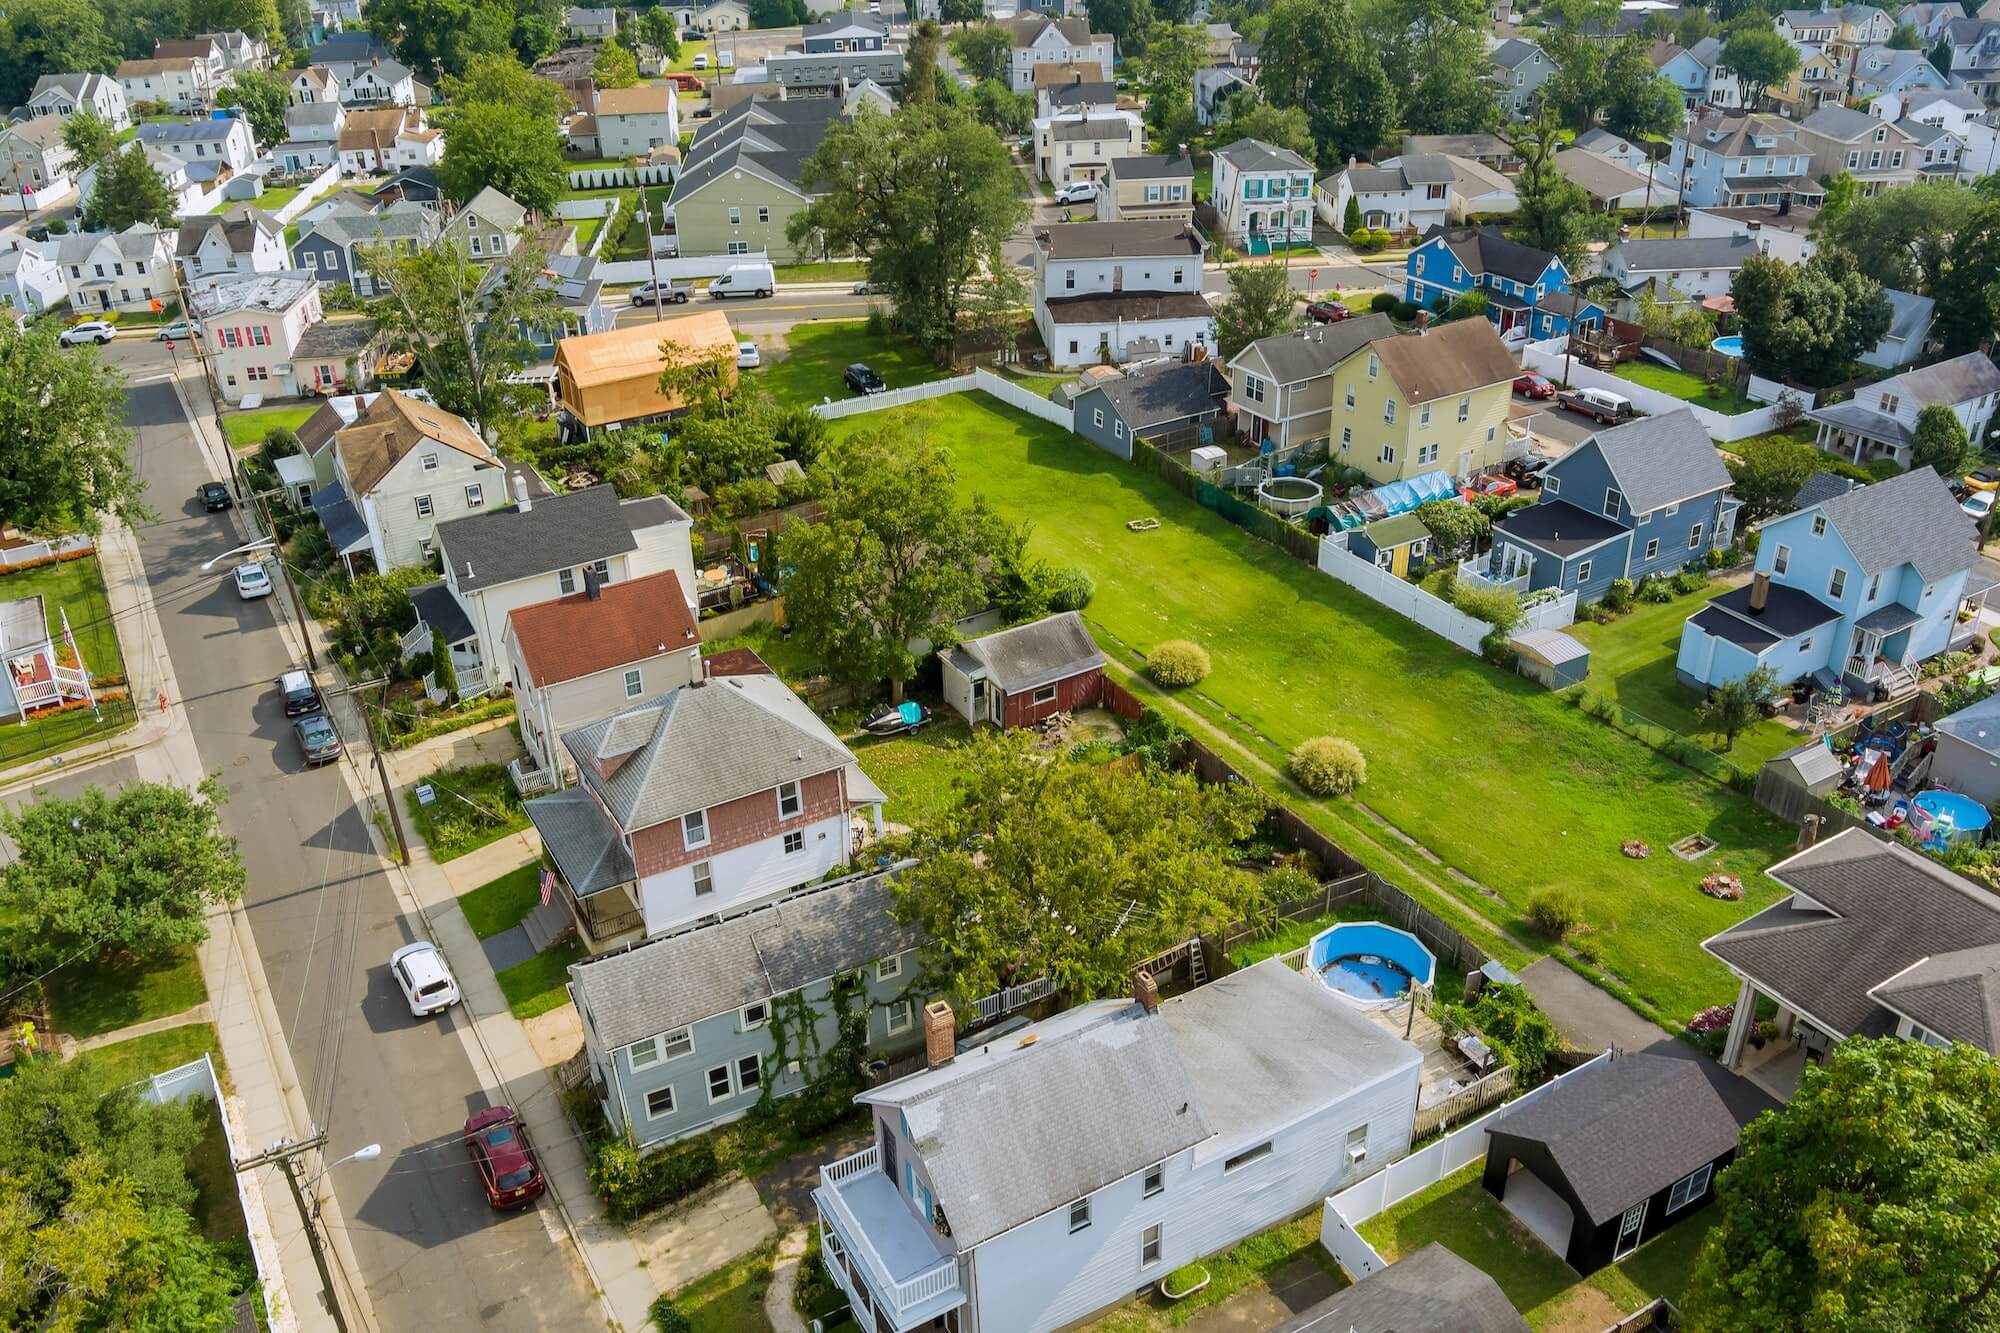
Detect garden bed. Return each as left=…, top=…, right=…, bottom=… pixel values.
left=405, top=762, right=529, bottom=862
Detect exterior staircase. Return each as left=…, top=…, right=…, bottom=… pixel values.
left=1879, top=661, right=1919, bottom=700
left=522, top=896, right=575, bottom=955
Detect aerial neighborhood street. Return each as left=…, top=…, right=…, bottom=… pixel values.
left=4, top=0, right=2000, bottom=1329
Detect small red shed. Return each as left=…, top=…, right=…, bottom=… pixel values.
left=940, top=612, right=1107, bottom=730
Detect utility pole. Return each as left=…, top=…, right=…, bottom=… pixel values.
left=641, top=192, right=665, bottom=323
left=235, top=1133, right=348, bottom=1333
left=164, top=248, right=242, bottom=498
left=372, top=684, right=411, bottom=865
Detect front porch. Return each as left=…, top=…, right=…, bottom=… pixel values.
left=403, top=581, right=492, bottom=702
left=1807, top=404, right=1910, bottom=470
left=523, top=789, right=646, bottom=953
left=815, top=1144, right=965, bottom=1333
left=1718, top=976, right=1838, bottom=1103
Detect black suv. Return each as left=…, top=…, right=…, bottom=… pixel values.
left=279, top=669, right=322, bottom=717
left=199, top=481, right=233, bottom=511
left=845, top=363, right=886, bottom=395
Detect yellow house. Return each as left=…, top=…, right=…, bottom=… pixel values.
left=1326, top=318, right=1520, bottom=485
left=1769, top=46, right=1843, bottom=114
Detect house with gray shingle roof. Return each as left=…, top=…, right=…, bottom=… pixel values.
left=1704, top=829, right=2000, bottom=1097
left=1490, top=37, right=1553, bottom=117
left=27, top=73, right=130, bottom=130
left=1809, top=350, right=2000, bottom=470
left=813, top=961, right=1423, bottom=1333
left=291, top=199, right=439, bottom=295
left=1860, top=289, right=1937, bottom=369
left=940, top=611, right=1106, bottom=727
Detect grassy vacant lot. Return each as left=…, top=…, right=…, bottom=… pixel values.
left=458, top=862, right=543, bottom=939
left=222, top=404, right=319, bottom=448
left=774, top=260, right=869, bottom=283
left=1564, top=583, right=1801, bottom=771
left=757, top=320, right=951, bottom=406
left=829, top=393, right=1793, bottom=1027
left=850, top=715, right=974, bottom=828
left=48, top=945, right=206, bottom=1041
left=75, top=1020, right=224, bottom=1090
left=406, top=763, right=529, bottom=862
left=496, top=940, right=583, bottom=1019
left=1359, top=1164, right=1712, bottom=1330
left=1612, top=361, right=1750, bottom=413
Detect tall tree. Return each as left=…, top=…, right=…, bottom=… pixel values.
left=1812, top=170, right=1860, bottom=233
left=363, top=233, right=563, bottom=428
left=968, top=78, right=1033, bottom=136
left=511, top=11, right=560, bottom=62
left=0, top=0, right=117, bottom=107
left=892, top=733, right=1270, bottom=1002
left=1686, top=1039, right=2000, bottom=1331
left=790, top=103, right=1028, bottom=360
left=59, top=113, right=119, bottom=176
left=1505, top=113, right=1609, bottom=273
left=83, top=144, right=179, bottom=231
left=778, top=420, right=1001, bottom=701
left=366, top=0, right=514, bottom=77
left=1731, top=250, right=1893, bottom=385
left=218, top=68, right=290, bottom=148
left=947, top=22, right=1011, bottom=82
left=1601, top=38, right=1681, bottom=138
left=1932, top=199, right=2000, bottom=354
left=1818, top=180, right=1981, bottom=292
left=1215, top=258, right=1297, bottom=353
left=102, top=0, right=190, bottom=60
left=1724, top=434, right=1820, bottom=521
left=1138, top=21, right=1206, bottom=130
left=748, top=0, right=810, bottom=25
left=0, top=321, right=146, bottom=539
left=1087, top=0, right=1155, bottom=54
left=1384, top=0, right=1499, bottom=135
left=1930, top=33, right=1953, bottom=77
left=1888, top=20, right=1923, bottom=49
left=438, top=51, right=571, bottom=122
left=1695, top=665, right=1776, bottom=748
left=1215, top=99, right=1315, bottom=161
left=903, top=18, right=943, bottom=102
left=940, top=0, right=985, bottom=22
left=1259, top=0, right=1395, bottom=163
left=186, top=0, right=283, bottom=41
left=0, top=778, right=244, bottom=971
left=1912, top=403, right=1976, bottom=477
left=1721, top=26, right=1798, bottom=105
left=593, top=39, right=639, bottom=88
left=437, top=99, right=568, bottom=213
left=636, top=7, right=681, bottom=62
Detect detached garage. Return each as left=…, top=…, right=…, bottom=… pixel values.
left=940, top=612, right=1106, bottom=730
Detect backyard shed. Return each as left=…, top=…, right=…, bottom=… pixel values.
left=1509, top=628, right=1589, bottom=690
left=1927, top=691, right=2000, bottom=807
left=1753, top=737, right=1846, bottom=822
left=1274, top=1243, right=1526, bottom=1333
left=1348, top=512, right=1431, bottom=577
left=554, top=310, right=737, bottom=437
left=940, top=611, right=1106, bottom=730
left=1480, top=1053, right=1739, bottom=1274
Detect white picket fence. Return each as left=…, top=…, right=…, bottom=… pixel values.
left=0, top=534, right=93, bottom=571
left=1317, top=539, right=1492, bottom=655
left=1520, top=337, right=1790, bottom=444
left=1318, top=1049, right=1614, bottom=1281
left=566, top=163, right=677, bottom=190
left=807, top=369, right=1077, bottom=430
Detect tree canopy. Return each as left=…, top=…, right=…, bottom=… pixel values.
left=1374, top=0, right=1499, bottom=136
left=1216, top=258, right=1297, bottom=354
left=0, top=0, right=117, bottom=107
left=1505, top=113, right=1610, bottom=274
left=437, top=97, right=568, bottom=213
left=1686, top=1039, right=2000, bottom=1331
left=892, top=731, right=1270, bottom=1002
left=946, top=22, right=1010, bottom=82
left=1912, top=403, right=1975, bottom=478
left=1215, top=100, right=1315, bottom=162
left=1731, top=250, right=1892, bottom=386
left=0, top=321, right=146, bottom=538
left=366, top=0, right=515, bottom=77
left=1720, top=26, right=1798, bottom=104
left=1258, top=0, right=1394, bottom=164
left=59, top=113, right=119, bottom=176
left=1816, top=180, right=1979, bottom=294
left=218, top=68, right=290, bottom=149
left=82, top=143, right=179, bottom=232
left=593, top=39, right=639, bottom=88
left=1087, top=0, right=1155, bottom=53
left=438, top=50, right=571, bottom=124
left=1724, top=433, right=1820, bottom=521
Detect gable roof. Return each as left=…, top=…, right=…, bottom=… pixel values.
left=1215, top=137, right=1312, bottom=174
left=1552, top=146, right=1657, bottom=202
left=175, top=209, right=281, bottom=258
left=1801, top=103, right=1895, bottom=140
left=672, top=96, right=843, bottom=202
left=508, top=570, right=698, bottom=687
left=1083, top=358, right=1227, bottom=430
left=565, top=672, right=856, bottom=830
left=1705, top=828, right=2000, bottom=1050
left=1798, top=464, right=1976, bottom=583
left=137, top=119, right=244, bottom=147
left=1490, top=37, right=1544, bottom=69
left=1888, top=349, right=2000, bottom=409
left=337, top=106, right=420, bottom=154
left=29, top=72, right=118, bottom=102
left=945, top=612, right=1104, bottom=693
left=436, top=483, right=652, bottom=593
left=1367, top=319, right=1519, bottom=404
left=298, top=199, right=435, bottom=250
left=188, top=271, right=316, bottom=321
left=1791, top=469, right=1863, bottom=510
left=1241, top=312, right=1397, bottom=385
left=1006, top=14, right=1099, bottom=47
left=335, top=389, right=493, bottom=495
left=1881, top=288, right=1936, bottom=345
left=1403, top=133, right=1512, bottom=160
left=1488, top=1054, right=1741, bottom=1224
left=1273, top=1244, right=1528, bottom=1333
left=1869, top=943, right=2000, bottom=1050
left=1582, top=410, right=1733, bottom=514
left=567, top=869, right=924, bottom=1051
left=1608, top=234, right=1759, bottom=273
left=1105, top=152, right=1194, bottom=182
left=596, top=84, right=673, bottom=117
left=1419, top=224, right=1557, bottom=286
left=1035, top=219, right=1201, bottom=260
left=453, top=185, right=528, bottom=231
left=1937, top=688, right=2000, bottom=758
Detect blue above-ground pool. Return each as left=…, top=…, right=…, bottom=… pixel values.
left=1712, top=335, right=1745, bottom=358
left=1915, top=789, right=1992, bottom=847
left=1307, top=922, right=1437, bottom=1007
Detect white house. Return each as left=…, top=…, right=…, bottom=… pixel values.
left=336, top=106, right=443, bottom=174
left=290, top=66, right=340, bottom=104
left=814, top=962, right=1423, bottom=1333
left=340, top=58, right=419, bottom=107
left=320, top=390, right=513, bottom=572
left=566, top=5, right=621, bottom=39
left=1007, top=15, right=1115, bottom=92
left=592, top=84, right=680, bottom=161
left=1032, top=107, right=1146, bottom=186
left=27, top=74, right=131, bottom=130
left=1033, top=220, right=1215, bottom=367
left=137, top=118, right=258, bottom=177
left=115, top=57, right=213, bottom=113
left=1211, top=138, right=1315, bottom=251
left=0, top=118, right=77, bottom=212
left=1808, top=351, right=2000, bottom=467
left=176, top=210, right=287, bottom=287
left=188, top=272, right=326, bottom=403
left=1316, top=153, right=1517, bottom=233
left=1873, top=87, right=2000, bottom=179
left=285, top=99, right=348, bottom=143
left=1685, top=204, right=1819, bottom=264
left=53, top=226, right=175, bottom=315
left=1573, top=128, right=1655, bottom=174
left=1861, top=289, right=1936, bottom=370
left=0, top=240, right=66, bottom=316
left=1596, top=234, right=1761, bottom=307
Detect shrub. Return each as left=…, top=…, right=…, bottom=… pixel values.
left=1367, top=227, right=1393, bottom=247
left=1450, top=580, right=1522, bottom=630
left=864, top=307, right=890, bottom=337
left=1147, top=639, right=1210, bottom=687
left=1671, top=568, right=1710, bottom=595
left=1529, top=890, right=1583, bottom=939
left=650, top=1297, right=691, bottom=1333
left=1865, top=456, right=1904, bottom=480
left=1369, top=293, right=1398, bottom=314
left=1604, top=578, right=1636, bottom=612
left=1290, top=735, right=1366, bottom=796
left=1347, top=227, right=1379, bottom=251
left=1480, top=625, right=1516, bottom=668
left=1393, top=300, right=1421, bottom=321
left=1438, top=982, right=1561, bottom=1082
left=591, top=1135, right=721, bottom=1222
left=1923, top=649, right=1976, bottom=680
left=1637, top=577, right=1674, bottom=604
left=1045, top=565, right=1095, bottom=611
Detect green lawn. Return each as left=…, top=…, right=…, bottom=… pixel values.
left=406, top=762, right=529, bottom=862
left=832, top=393, right=1794, bottom=1028
left=217, top=185, right=302, bottom=215
left=48, top=945, right=207, bottom=1041
left=774, top=260, right=869, bottom=283
left=850, top=715, right=974, bottom=828
left=188, top=1093, right=250, bottom=1244
left=1086, top=1211, right=1344, bottom=1331
left=1612, top=360, right=1751, bottom=414
left=573, top=213, right=609, bottom=250
left=495, top=940, right=583, bottom=1019
left=74, top=1019, right=223, bottom=1090
left=702, top=621, right=828, bottom=686
left=664, top=1240, right=778, bottom=1333
left=1358, top=1164, right=1713, bottom=1330
left=0, top=694, right=138, bottom=768
left=458, top=862, right=543, bottom=939
left=0, top=553, right=133, bottom=767
left=1227, top=904, right=1390, bottom=968
left=668, top=39, right=715, bottom=72
left=760, top=320, right=953, bottom=406
left=1564, top=584, right=1802, bottom=771
left=221, top=405, right=319, bottom=448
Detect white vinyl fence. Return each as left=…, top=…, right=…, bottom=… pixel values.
left=266, top=164, right=340, bottom=223
left=807, top=370, right=1077, bottom=431
left=1519, top=587, right=1579, bottom=632
left=554, top=196, right=620, bottom=220
left=1521, top=337, right=1792, bottom=443
left=0, top=534, right=93, bottom=571
left=1319, top=1049, right=1614, bottom=1280
left=1317, top=538, right=1491, bottom=654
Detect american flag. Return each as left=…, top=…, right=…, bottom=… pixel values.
left=540, top=867, right=556, bottom=907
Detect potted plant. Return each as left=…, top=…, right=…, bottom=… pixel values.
left=1159, top=1263, right=1210, bottom=1300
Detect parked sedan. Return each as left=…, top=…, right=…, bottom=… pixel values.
left=1513, top=371, right=1556, bottom=400
left=156, top=319, right=200, bottom=342
left=293, top=713, right=343, bottom=766
left=1965, top=490, right=1996, bottom=525
left=736, top=339, right=761, bottom=369
left=852, top=279, right=885, bottom=295
left=233, top=562, right=273, bottom=599
left=199, top=481, right=233, bottom=512
left=1304, top=299, right=1350, bottom=324
left=464, top=1108, right=546, bottom=1210
left=390, top=941, right=461, bottom=1017
left=1966, top=466, right=2000, bottom=493
left=58, top=321, right=115, bottom=346
left=845, top=363, right=886, bottom=395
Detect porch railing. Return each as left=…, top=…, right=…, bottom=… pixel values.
left=817, top=1145, right=962, bottom=1320
left=967, top=977, right=1055, bottom=1025
left=399, top=620, right=429, bottom=659
left=1458, top=555, right=1529, bottom=596
left=508, top=756, right=557, bottom=796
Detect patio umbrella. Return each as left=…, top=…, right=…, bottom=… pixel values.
left=1701, top=294, right=1736, bottom=314
left=1866, top=751, right=1892, bottom=793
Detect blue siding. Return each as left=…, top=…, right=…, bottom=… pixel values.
left=1070, top=387, right=1133, bottom=459
left=291, top=234, right=351, bottom=286
left=1405, top=237, right=1576, bottom=335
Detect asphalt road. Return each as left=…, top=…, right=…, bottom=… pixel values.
left=111, top=343, right=595, bottom=1331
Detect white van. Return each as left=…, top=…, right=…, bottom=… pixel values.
left=708, top=262, right=776, bottom=299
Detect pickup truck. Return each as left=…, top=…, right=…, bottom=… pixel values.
left=630, top=280, right=693, bottom=307
left=1556, top=387, right=1636, bottom=425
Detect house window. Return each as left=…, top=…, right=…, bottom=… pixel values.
left=1773, top=544, right=1790, bottom=575
left=1645, top=538, right=1659, bottom=560
left=1880, top=393, right=1900, bottom=414
left=1603, top=488, right=1622, bottom=518
left=1666, top=1162, right=1713, bottom=1213
left=706, top=1064, right=734, bottom=1102
left=1346, top=386, right=1356, bottom=410
left=1418, top=444, right=1438, bottom=465
left=1868, top=572, right=1881, bottom=600
left=877, top=954, right=903, bottom=981
left=742, top=1001, right=768, bottom=1029
left=414, top=494, right=433, bottom=517
left=250, top=326, right=268, bottom=346
left=1689, top=522, right=1704, bottom=549
left=777, top=779, right=802, bottom=818
left=1093, top=408, right=1104, bottom=428
left=1413, top=255, right=1425, bottom=276
left=1032, top=684, right=1058, bottom=705
left=1341, top=427, right=1352, bottom=448
left=728, top=241, right=750, bottom=255
left=644, top=1086, right=676, bottom=1118
left=1141, top=1223, right=1163, bottom=1267
left=783, top=830, right=804, bottom=855
left=1367, top=353, right=1379, bottom=379
left=464, top=483, right=484, bottom=508
left=1223, top=1141, right=1272, bottom=1172
left=736, top=1054, right=762, bottom=1092
left=1384, top=398, right=1396, bottom=424
left=757, top=206, right=769, bottom=223
left=1376, top=547, right=1394, bottom=570
left=1458, top=395, right=1470, bottom=423
left=728, top=207, right=741, bottom=224
left=470, top=234, right=483, bottom=256
left=1811, top=514, right=1827, bottom=537
left=886, top=998, right=914, bottom=1034
left=1829, top=568, right=1848, bottom=599
left=630, top=1026, right=693, bottom=1069
left=421, top=452, right=438, bottom=471
left=1380, top=444, right=1396, bottom=464
left=1346, top=1124, right=1369, bottom=1164
left=683, top=808, right=709, bottom=849
left=1577, top=559, right=1593, bottom=585
left=1143, top=1161, right=1165, bottom=1196
left=558, top=568, right=576, bottom=595
left=624, top=668, right=643, bottom=698
left=1242, top=374, right=1265, bottom=404
left=691, top=860, right=713, bottom=897
left=1420, top=403, right=1431, bottom=427
left=1069, top=1198, right=1091, bottom=1232
left=1544, top=476, right=1560, bottom=495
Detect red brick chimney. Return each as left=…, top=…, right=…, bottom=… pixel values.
left=923, top=1000, right=955, bottom=1068
left=1133, top=969, right=1159, bottom=1014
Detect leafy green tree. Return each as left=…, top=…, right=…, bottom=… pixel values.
left=439, top=51, right=571, bottom=123
left=1694, top=664, right=1776, bottom=749
left=82, top=143, right=179, bottom=232
left=1930, top=33, right=1953, bottom=77
left=1888, top=20, right=1923, bottom=49
left=437, top=99, right=568, bottom=212
left=1731, top=250, right=1892, bottom=385
left=0, top=0, right=116, bottom=107
left=892, top=732, right=1270, bottom=1001
left=1216, top=258, right=1297, bottom=353
left=59, top=112, right=119, bottom=176
left=1382, top=0, right=1498, bottom=135
left=1413, top=498, right=1488, bottom=558
left=1343, top=193, right=1362, bottom=233
left=365, top=0, right=514, bottom=77
left=593, top=39, right=639, bottom=88
left=511, top=11, right=560, bottom=62
left=1259, top=0, right=1395, bottom=163
left=85, top=1202, right=240, bottom=1332
left=903, top=18, right=942, bottom=102
left=1505, top=113, right=1610, bottom=273
left=363, top=233, right=563, bottom=428
left=1812, top=170, right=1859, bottom=233
left=219, top=68, right=290, bottom=148
left=1087, top=0, right=1155, bottom=53
left=186, top=0, right=282, bottom=41
left=1216, top=99, right=1316, bottom=161
left=1724, top=434, right=1819, bottom=520
left=1818, top=180, right=1980, bottom=292
left=969, top=78, right=1033, bottom=137
left=1138, top=21, right=1206, bottom=129
left=1912, top=403, right=1975, bottom=478
left=749, top=0, right=809, bottom=25
left=1672, top=8, right=1715, bottom=46
left=1687, top=1039, right=2000, bottom=1331
left=1601, top=38, right=1680, bottom=139
left=636, top=7, right=680, bottom=61
left=940, top=0, right=984, bottom=21
left=0, top=321, right=146, bottom=538
left=102, top=0, right=188, bottom=61
left=1721, top=25, right=1799, bottom=104
left=1933, top=199, right=2000, bottom=354
left=791, top=103, right=1028, bottom=361
left=947, top=21, right=1010, bottom=82
left=779, top=421, right=1002, bottom=701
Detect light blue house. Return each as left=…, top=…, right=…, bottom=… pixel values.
left=1675, top=468, right=1984, bottom=696
left=1486, top=411, right=1739, bottom=604
left=1404, top=225, right=1593, bottom=339
left=1666, top=112, right=1820, bottom=210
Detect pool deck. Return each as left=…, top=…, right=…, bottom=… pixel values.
left=1359, top=998, right=1480, bottom=1104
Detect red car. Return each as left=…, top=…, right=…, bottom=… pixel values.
left=1513, top=372, right=1555, bottom=399
left=1304, top=299, right=1351, bottom=324
left=463, top=1107, right=545, bottom=1210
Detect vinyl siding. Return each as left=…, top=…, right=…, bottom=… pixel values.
left=671, top=178, right=810, bottom=263
left=367, top=446, right=501, bottom=571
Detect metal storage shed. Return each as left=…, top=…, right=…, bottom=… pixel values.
left=1510, top=628, right=1589, bottom=690
left=1753, top=737, right=1846, bottom=823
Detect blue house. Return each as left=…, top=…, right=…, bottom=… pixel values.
left=1404, top=225, right=1589, bottom=340
left=1487, top=411, right=1739, bottom=604
left=1676, top=468, right=1984, bottom=696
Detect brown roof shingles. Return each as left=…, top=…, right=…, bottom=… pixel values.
left=1367, top=318, right=1520, bottom=404
left=335, top=389, right=494, bottom=495
left=509, top=570, right=699, bottom=687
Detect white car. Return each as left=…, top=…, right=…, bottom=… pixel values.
left=233, top=562, right=274, bottom=600
left=155, top=319, right=200, bottom=342
left=58, top=321, right=115, bottom=346
left=390, top=941, right=461, bottom=1017
left=1053, top=181, right=1098, bottom=205
left=1965, top=491, right=1996, bottom=524
left=736, top=340, right=761, bottom=369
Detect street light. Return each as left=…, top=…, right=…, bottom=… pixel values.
left=307, top=1142, right=383, bottom=1187
left=200, top=536, right=277, bottom=572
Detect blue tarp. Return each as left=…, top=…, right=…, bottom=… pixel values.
left=898, top=701, right=922, bottom=726
left=1369, top=470, right=1455, bottom=518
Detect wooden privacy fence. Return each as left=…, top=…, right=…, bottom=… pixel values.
left=1410, top=1066, right=1514, bottom=1140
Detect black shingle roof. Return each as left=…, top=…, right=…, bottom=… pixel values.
left=435, top=484, right=636, bottom=593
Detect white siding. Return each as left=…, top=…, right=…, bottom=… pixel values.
left=635, top=811, right=849, bottom=932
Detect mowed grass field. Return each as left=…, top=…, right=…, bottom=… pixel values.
left=829, top=393, right=1794, bottom=1026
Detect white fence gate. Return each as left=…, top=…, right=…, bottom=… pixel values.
left=1520, top=337, right=1796, bottom=444
left=806, top=370, right=1077, bottom=431
left=1317, top=539, right=1491, bottom=654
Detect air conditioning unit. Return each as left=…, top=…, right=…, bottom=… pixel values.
left=1347, top=1144, right=1368, bottom=1164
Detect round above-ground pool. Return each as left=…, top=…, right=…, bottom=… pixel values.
left=1256, top=475, right=1323, bottom=519
left=1915, top=789, right=1992, bottom=846
left=1711, top=335, right=1745, bottom=358
left=1307, top=922, right=1436, bottom=1007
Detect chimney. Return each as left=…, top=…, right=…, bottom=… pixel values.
left=584, top=566, right=603, bottom=600
left=512, top=471, right=532, bottom=512
left=1749, top=570, right=1770, bottom=613
left=1133, top=969, right=1159, bottom=1014
left=1414, top=309, right=1431, bottom=333
left=923, top=1000, right=955, bottom=1068
left=1797, top=812, right=1823, bottom=852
